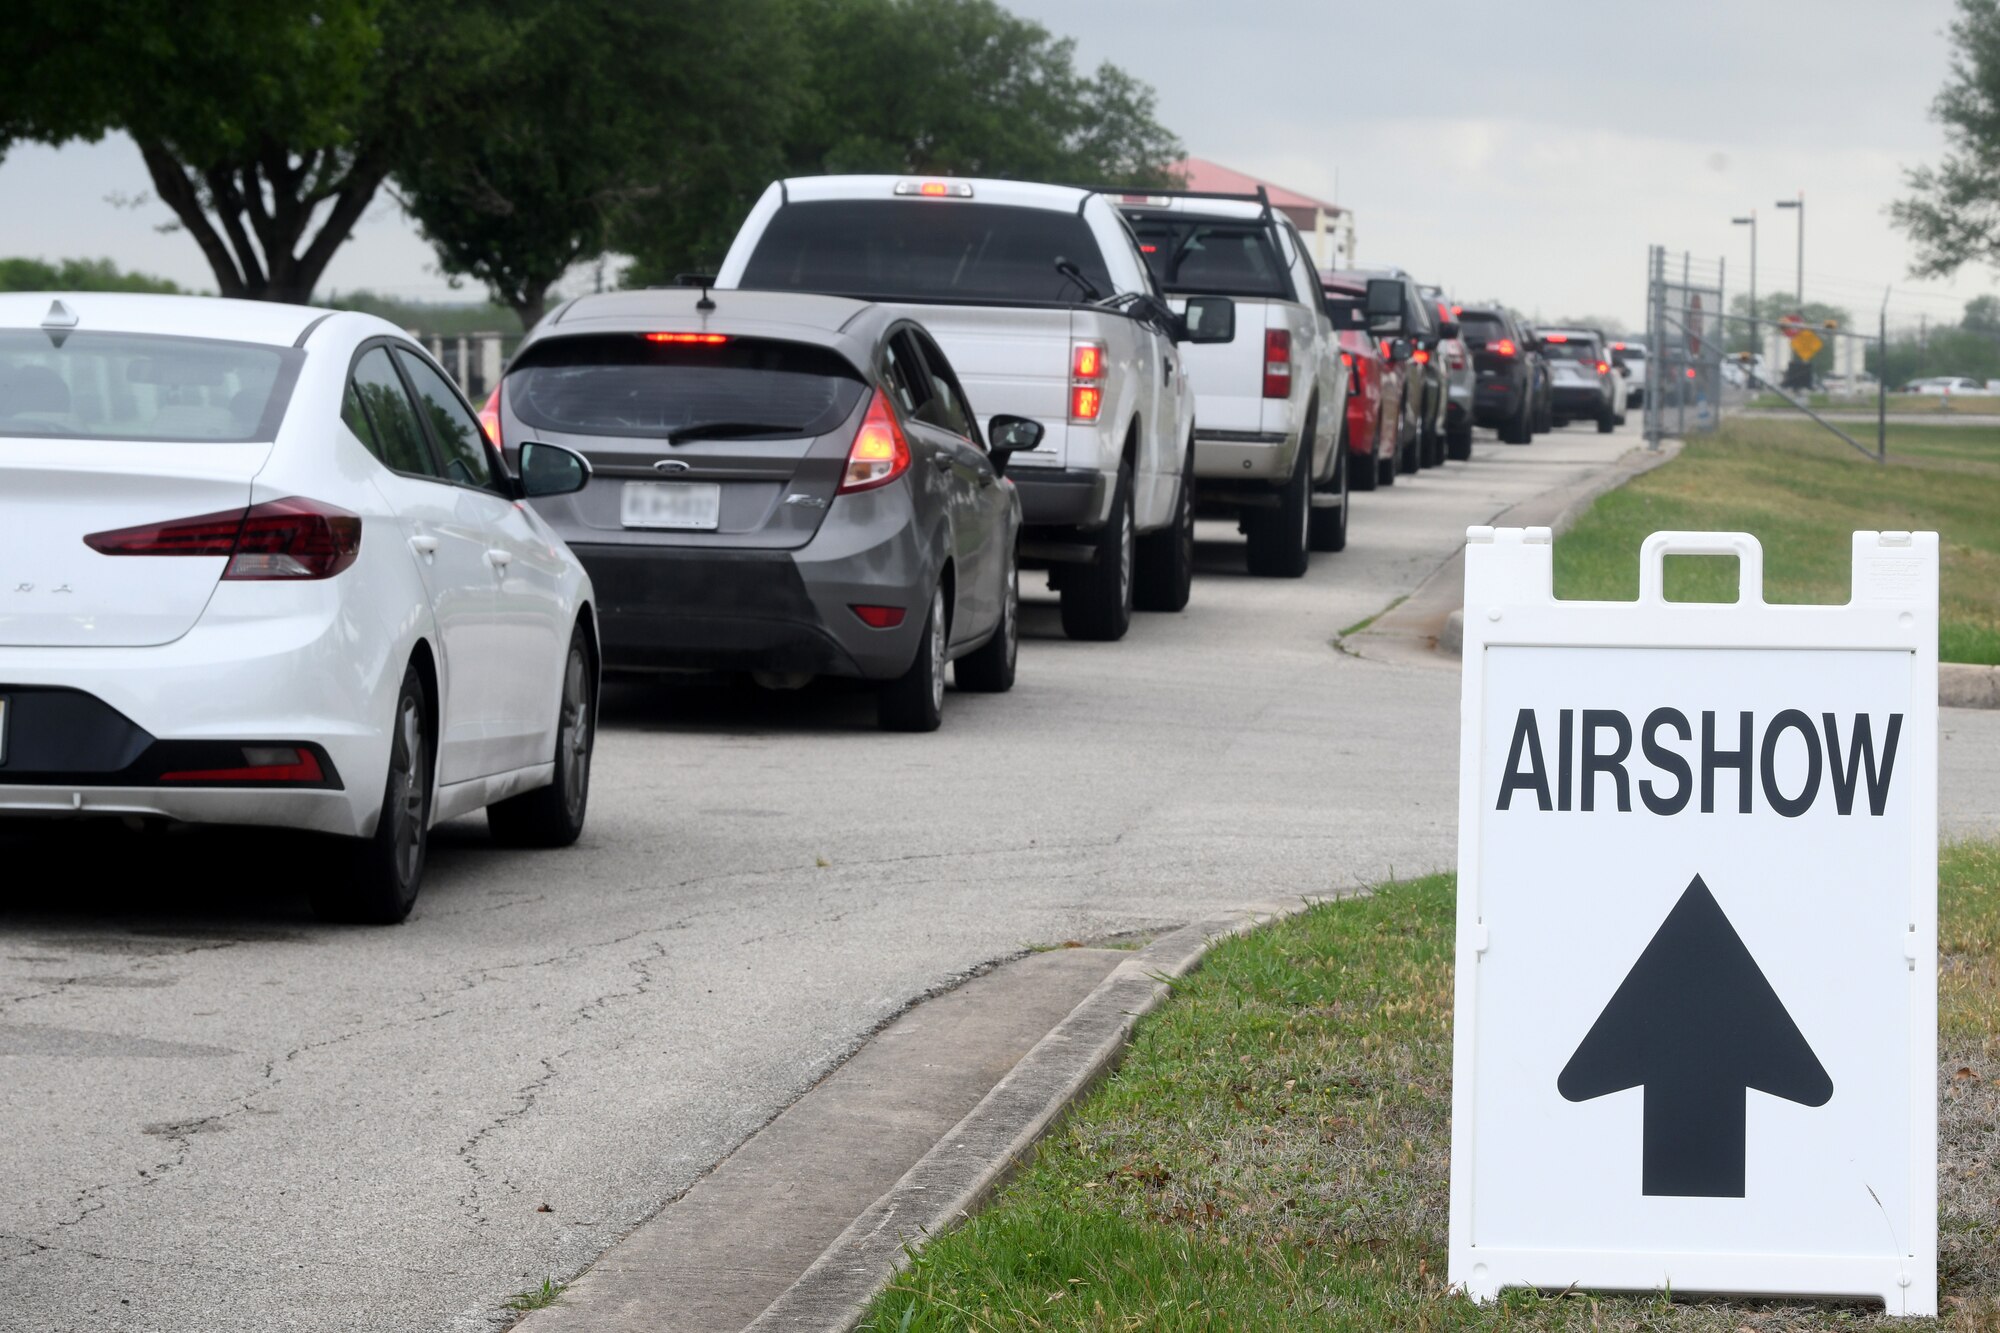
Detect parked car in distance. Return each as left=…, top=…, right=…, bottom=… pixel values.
left=0, top=292, right=600, bottom=923
left=1431, top=296, right=1475, bottom=460
left=1909, top=376, right=1984, bottom=396
left=718, top=175, right=1233, bottom=642
left=1537, top=327, right=1620, bottom=432
left=1322, top=275, right=1409, bottom=489
left=1120, top=191, right=1348, bottom=571
left=1340, top=267, right=1446, bottom=468
left=492, top=288, right=1034, bottom=733
left=1458, top=304, right=1538, bottom=444
left=1609, top=339, right=1648, bottom=408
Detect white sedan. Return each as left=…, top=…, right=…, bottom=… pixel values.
left=0, top=293, right=600, bottom=922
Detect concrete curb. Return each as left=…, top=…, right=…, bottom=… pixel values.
left=741, top=898, right=1313, bottom=1333
left=1941, top=662, right=2000, bottom=710
left=1350, top=439, right=1683, bottom=672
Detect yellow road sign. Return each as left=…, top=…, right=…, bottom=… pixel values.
left=1790, top=328, right=1824, bottom=361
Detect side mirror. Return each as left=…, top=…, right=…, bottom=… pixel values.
left=1365, top=278, right=1407, bottom=335
left=1438, top=319, right=1461, bottom=339
left=517, top=441, right=592, bottom=498
left=1179, top=295, right=1236, bottom=344
left=986, top=415, right=1045, bottom=473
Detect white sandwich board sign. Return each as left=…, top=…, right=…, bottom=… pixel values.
left=1447, top=528, right=1937, bottom=1316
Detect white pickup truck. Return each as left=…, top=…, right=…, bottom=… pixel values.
left=1119, top=192, right=1348, bottom=576
left=716, top=175, right=1233, bottom=642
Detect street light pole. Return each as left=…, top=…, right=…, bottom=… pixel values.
left=1732, top=212, right=1757, bottom=364
left=1775, top=193, right=1803, bottom=312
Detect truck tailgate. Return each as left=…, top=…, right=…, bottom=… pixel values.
left=880, top=303, right=1073, bottom=469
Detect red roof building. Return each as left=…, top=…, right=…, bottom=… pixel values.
left=1171, top=157, right=1355, bottom=267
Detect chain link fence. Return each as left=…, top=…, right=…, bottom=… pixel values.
left=1643, top=246, right=1729, bottom=448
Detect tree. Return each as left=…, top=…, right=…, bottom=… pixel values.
left=1892, top=0, right=2000, bottom=277
left=2, top=1, right=496, bottom=303
left=617, top=0, right=1184, bottom=284
left=0, top=256, right=183, bottom=294
left=1966, top=293, right=2000, bottom=334
left=399, top=1, right=801, bottom=328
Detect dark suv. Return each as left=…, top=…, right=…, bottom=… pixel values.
left=1459, top=305, right=1539, bottom=444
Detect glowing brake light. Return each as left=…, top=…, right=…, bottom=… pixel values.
left=1595, top=360, right=1609, bottom=374
left=1071, top=384, right=1103, bottom=421
left=85, top=498, right=362, bottom=580
left=1543, top=333, right=1569, bottom=343
left=1070, top=339, right=1106, bottom=423
left=1339, top=352, right=1353, bottom=367
left=644, top=332, right=728, bottom=345
left=1686, top=367, right=1697, bottom=379
left=894, top=179, right=974, bottom=198
left=1492, top=339, right=1517, bottom=357
left=1072, top=342, right=1105, bottom=379
left=1412, top=348, right=1431, bottom=365
left=1263, top=328, right=1292, bottom=399
left=838, top=390, right=911, bottom=494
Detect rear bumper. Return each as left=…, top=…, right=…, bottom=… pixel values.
left=1474, top=378, right=1521, bottom=424
left=0, top=589, right=398, bottom=837
left=570, top=488, right=934, bottom=680
left=1552, top=387, right=1608, bottom=415
left=1194, top=430, right=1291, bottom=483
left=1010, top=466, right=1112, bottom=530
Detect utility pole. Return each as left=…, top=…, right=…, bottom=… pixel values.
left=1775, top=193, right=1803, bottom=312
left=1732, top=212, right=1757, bottom=359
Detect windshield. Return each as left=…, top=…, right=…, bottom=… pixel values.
left=0, top=329, right=302, bottom=442
left=1126, top=217, right=1293, bottom=299
left=1459, top=314, right=1509, bottom=346
left=738, top=200, right=1116, bottom=305
left=1540, top=337, right=1602, bottom=362
left=507, top=334, right=867, bottom=440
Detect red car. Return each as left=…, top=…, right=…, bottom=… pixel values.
left=1321, top=275, right=1413, bottom=488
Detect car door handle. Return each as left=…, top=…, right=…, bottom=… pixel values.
left=485, top=548, right=513, bottom=569
left=409, top=535, right=439, bottom=556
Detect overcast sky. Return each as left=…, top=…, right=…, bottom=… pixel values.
left=1, top=0, right=1992, bottom=331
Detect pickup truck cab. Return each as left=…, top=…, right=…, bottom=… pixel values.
left=718, top=175, right=1231, bottom=641
left=1119, top=192, right=1348, bottom=573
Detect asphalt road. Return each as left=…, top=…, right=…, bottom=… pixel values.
left=4, top=418, right=1997, bottom=1333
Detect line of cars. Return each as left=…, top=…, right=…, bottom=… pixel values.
left=0, top=173, right=1595, bottom=922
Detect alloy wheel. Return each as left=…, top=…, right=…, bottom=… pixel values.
left=927, top=586, right=947, bottom=714
left=559, top=646, right=591, bottom=819
left=388, top=695, right=426, bottom=888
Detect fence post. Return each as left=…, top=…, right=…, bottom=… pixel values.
left=1878, top=294, right=1889, bottom=463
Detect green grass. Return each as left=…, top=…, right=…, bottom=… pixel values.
left=503, top=1278, right=564, bottom=1312
left=862, top=847, right=2000, bottom=1331
left=1748, top=393, right=2000, bottom=414
left=1550, top=418, right=2000, bottom=663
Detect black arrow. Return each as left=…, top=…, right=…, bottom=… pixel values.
left=1557, top=874, right=1832, bottom=1197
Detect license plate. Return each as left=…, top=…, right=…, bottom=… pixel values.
left=621, top=481, right=721, bottom=530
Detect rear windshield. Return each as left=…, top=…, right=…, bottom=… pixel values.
left=1458, top=313, right=1509, bottom=346
left=738, top=200, right=1116, bottom=306
left=0, top=329, right=302, bottom=442
left=507, top=334, right=867, bottom=440
left=1127, top=218, right=1293, bottom=299
left=1323, top=293, right=1369, bottom=330
left=1540, top=337, right=1602, bottom=362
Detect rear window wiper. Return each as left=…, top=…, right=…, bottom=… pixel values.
left=667, top=421, right=808, bottom=444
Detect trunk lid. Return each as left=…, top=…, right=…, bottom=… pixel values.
left=0, top=439, right=269, bottom=647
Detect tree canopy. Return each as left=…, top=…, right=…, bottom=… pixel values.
left=0, top=256, right=183, bottom=294
left=1893, top=0, right=2000, bottom=277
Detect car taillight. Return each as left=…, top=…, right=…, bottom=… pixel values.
left=850, top=604, right=905, bottom=629
left=1493, top=339, right=1517, bottom=357
left=1263, top=328, right=1291, bottom=399
left=1412, top=348, right=1431, bottom=365
left=1596, top=360, right=1609, bottom=374
left=478, top=383, right=503, bottom=449
left=161, top=746, right=326, bottom=784
left=85, top=498, right=362, bottom=580
left=838, top=389, right=911, bottom=494
left=643, top=332, right=729, bottom=344
left=1449, top=352, right=1467, bottom=369
left=1070, top=339, right=1105, bottom=424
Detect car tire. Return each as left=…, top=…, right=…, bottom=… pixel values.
left=311, top=663, right=432, bottom=925
left=954, top=559, right=1017, bottom=693
left=1245, top=433, right=1311, bottom=578
left=1307, top=441, right=1348, bottom=553
left=1059, top=462, right=1134, bottom=641
left=1134, top=443, right=1194, bottom=613
left=1446, top=420, right=1473, bottom=461
left=1396, top=411, right=1421, bottom=475
left=1501, top=397, right=1531, bottom=445
left=487, top=623, right=595, bottom=848
left=1378, top=451, right=1397, bottom=486
left=879, top=582, right=947, bottom=731
left=1597, top=409, right=1616, bottom=434
left=1350, top=423, right=1379, bottom=492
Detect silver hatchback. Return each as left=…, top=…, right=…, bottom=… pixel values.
left=495, top=289, right=1037, bottom=731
